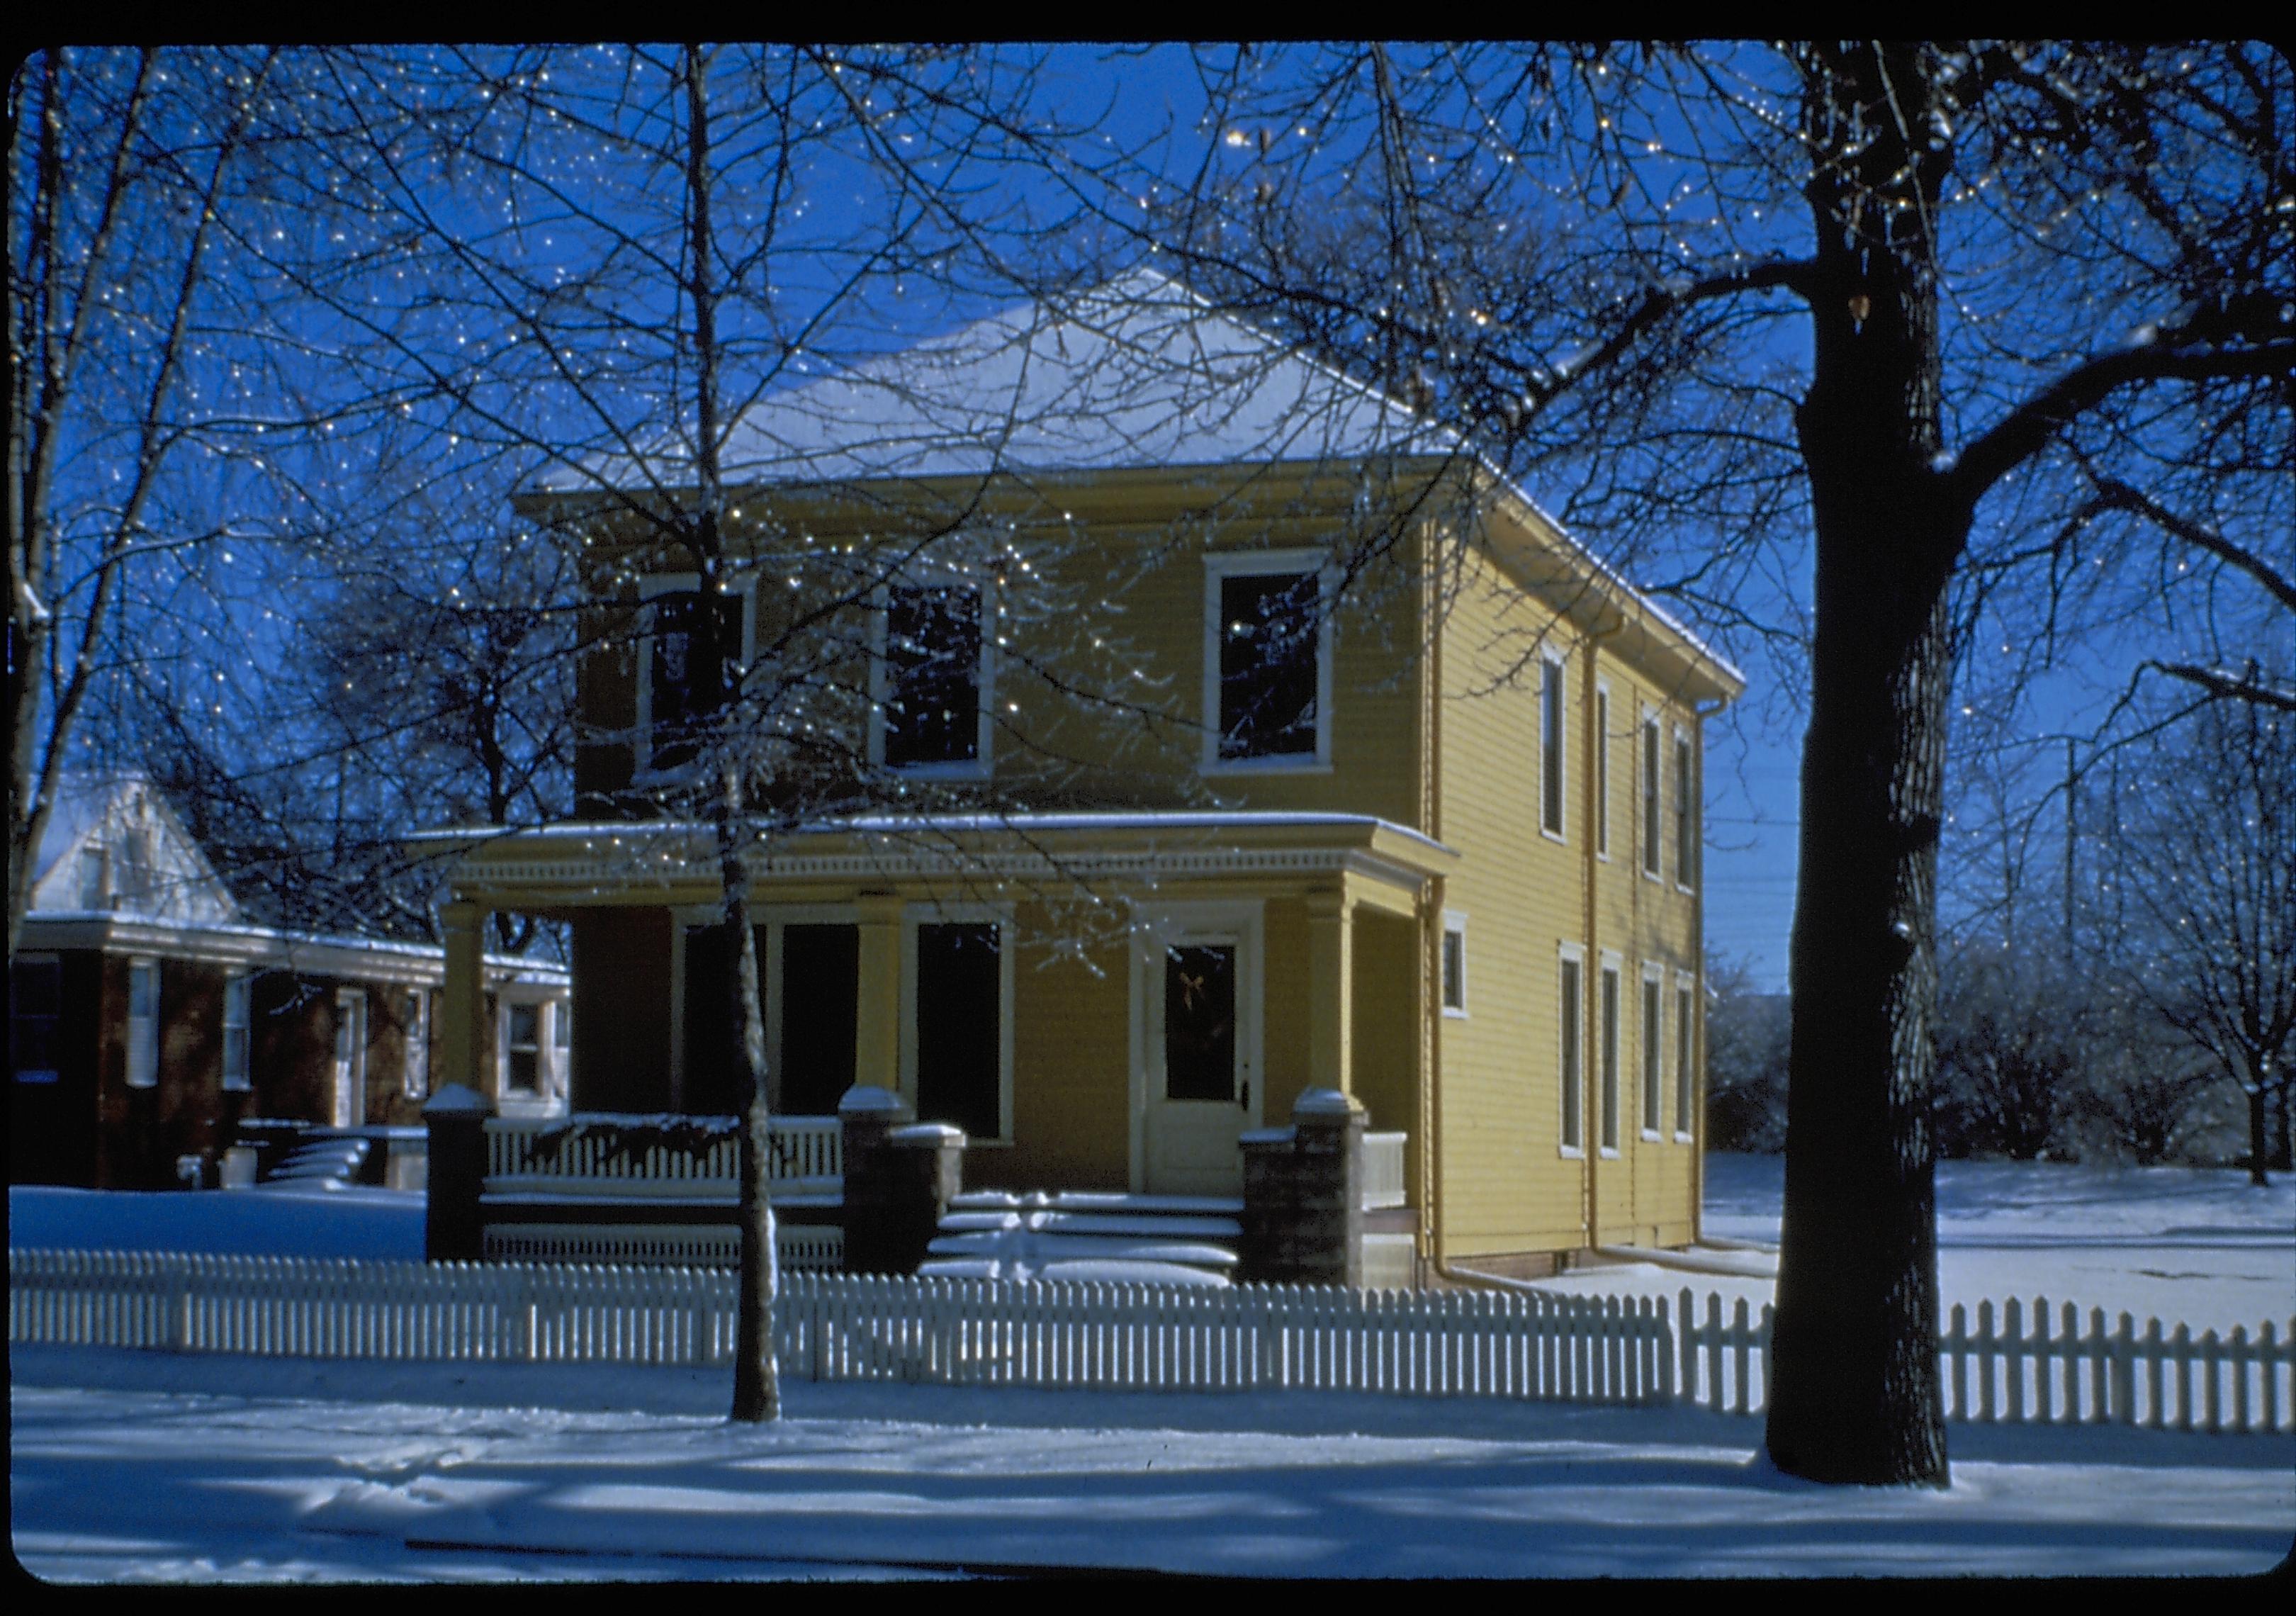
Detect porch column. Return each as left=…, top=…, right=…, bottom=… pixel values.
left=854, top=893, right=904, bottom=1100
left=1305, top=882, right=1356, bottom=1099
left=439, top=900, right=491, bottom=1099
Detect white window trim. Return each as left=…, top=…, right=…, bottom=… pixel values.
left=897, top=901, right=1017, bottom=1145
left=1640, top=962, right=1665, bottom=1141
left=1200, top=548, right=1336, bottom=775
left=1675, top=969, right=1699, bottom=1143
left=634, top=571, right=759, bottom=780
left=400, top=987, right=429, bottom=1101
left=867, top=575, right=998, bottom=780
left=1599, top=950, right=1623, bottom=1157
left=125, top=958, right=160, bottom=1089
left=1674, top=723, right=1699, bottom=894
left=1640, top=708, right=1665, bottom=884
left=1593, top=680, right=1611, bottom=862
left=1440, top=911, right=1469, bottom=1018
left=1538, top=650, right=1568, bottom=844
left=1557, top=941, right=1585, bottom=1158
left=222, top=971, right=252, bottom=1092
left=332, top=987, right=368, bottom=1128
left=497, top=992, right=548, bottom=1097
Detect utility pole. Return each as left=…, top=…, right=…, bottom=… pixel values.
left=2064, top=738, right=2077, bottom=965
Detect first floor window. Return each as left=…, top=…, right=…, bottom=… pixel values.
left=1676, top=980, right=1696, bottom=1138
left=11, top=956, right=62, bottom=1084
left=1641, top=970, right=1664, bottom=1135
left=1599, top=959, right=1621, bottom=1152
left=505, top=1001, right=542, bottom=1094
left=126, top=960, right=159, bottom=1089
left=223, top=974, right=251, bottom=1091
left=401, top=989, right=428, bottom=1100
left=1558, top=950, right=1583, bottom=1152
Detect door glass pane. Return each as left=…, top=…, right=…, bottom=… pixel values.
left=1163, top=943, right=1237, bottom=1102
left=916, top=922, right=999, bottom=1139
left=780, top=923, right=858, bottom=1115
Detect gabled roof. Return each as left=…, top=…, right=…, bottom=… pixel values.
left=28, top=773, right=240, bottom=926
left=534, top=266, right=1458, bottom=493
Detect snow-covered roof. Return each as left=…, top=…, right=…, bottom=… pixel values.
left=534, top=266, right=1458, bottom=494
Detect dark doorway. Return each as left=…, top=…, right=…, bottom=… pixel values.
left=778, top=924, right=858, bottom=1115
left=915, top=922, right=1001, bottom=1140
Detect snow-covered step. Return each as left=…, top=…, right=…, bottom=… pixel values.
left=917, top=1256, right=1232, bottom=1287
left=947, top=1189, right=1244, bottom=1216
left=937, top=1208, right=1242, bottom=1240
left=926, top=1230, right=1239, bottom=1269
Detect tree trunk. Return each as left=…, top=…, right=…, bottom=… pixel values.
left=721, top=781, right=780, bottom=1422
left=1764, top=43, right=1958, bottom=1489
left=2246, top=1083, right=2270, bottom=1189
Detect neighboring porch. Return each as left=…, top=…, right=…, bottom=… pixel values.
left=419, top=812, right=1456, bottom=1211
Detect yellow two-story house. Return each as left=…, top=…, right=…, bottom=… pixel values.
left=423, top=269, right=1743, bottom=1279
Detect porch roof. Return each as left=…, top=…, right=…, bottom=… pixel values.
left=414, top=810, right=1460, bottom=920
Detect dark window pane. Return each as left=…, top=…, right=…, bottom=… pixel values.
left=11, top=958, right=62, bottom=1080
left=648, top=590, right=742, bottom=772
left=884, top=585, right=981, bottom=768
left=1163, top=944, right=1237, bottom=1101
left=1541, top=662, right=1565, bottom=834
left=1218, top=571, right=1319, bottom=759
left=780, top=924, right=858, bottom=1115
left=915, top=923, right=1000, bottom=1140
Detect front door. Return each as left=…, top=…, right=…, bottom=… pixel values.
left=332, top=989, right=367, bottom=1128
left=1136, top=902, right=1262, bottom=1194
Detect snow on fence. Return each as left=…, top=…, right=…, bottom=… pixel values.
left=11, top=1250, right=2291, bottom=1431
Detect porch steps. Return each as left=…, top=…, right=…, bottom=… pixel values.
left=259, top=1136, right=371, bottom=1189
left=920, top=1189, right=1244, bottom=1286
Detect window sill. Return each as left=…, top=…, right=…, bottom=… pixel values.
left=1676, top=883, right=1697, bottom=897
left=1540, top=827, right=1568, bottom=846
left=1673, top=1130, right=1695, bottom=1145
left=1599, top=1146, right=1621, bottom=1160
left=221, top=1079, right=251, bottom=1094
left=1641, top=1128, right=1662, bottom=1143
left=1200, top=756, right=1333, bottom=777
left=1441, top=1006, right=1469, bottom=1021
left=881, top=760, right=992, bottom=782
left=1558, top=1145, right=1584, bottom=1160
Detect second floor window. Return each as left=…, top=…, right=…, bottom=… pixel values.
left=1641, top=714, right=1663, bottom=880
left=1541, top=658, right=1566, bottom=837
left=1208, top=557, right=1327, bottom=765
left=881, top=583, right=986, bottom=770
left=1675, top=729, right=1698, bottom=890
left=645, top=586, right=743, bottom=774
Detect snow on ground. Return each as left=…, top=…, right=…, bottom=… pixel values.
left=1525, top=1154, right=2296, bottom=1335
left=11, top=1157, right=2296, bottom=1581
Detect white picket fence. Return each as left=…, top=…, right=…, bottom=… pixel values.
left=10, top=1249, right=2291, bottom=1431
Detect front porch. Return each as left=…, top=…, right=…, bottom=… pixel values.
left=419, top=812, right=1456, bottom=1208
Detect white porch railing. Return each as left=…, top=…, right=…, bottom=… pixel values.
left=13, top=1249, right=2290, bottom=1431
left=481, top=1114, right=842, bottom=1201
left=1361, top=1132, right=1407, bottom=1211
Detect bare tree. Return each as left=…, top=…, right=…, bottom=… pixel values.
left=9, top=47, right=300, bottom=950
left=1089, top=41, right=2293, bottom=1485
left=2112, top=697, right=2296, bottom=1186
